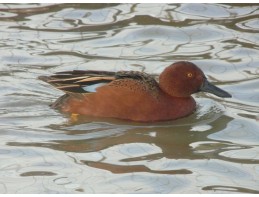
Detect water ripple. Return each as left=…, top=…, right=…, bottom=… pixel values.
left=0, top=3, right=259, bottom=194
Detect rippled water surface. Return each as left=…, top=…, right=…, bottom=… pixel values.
left=0, top=3, right=259, bottom=194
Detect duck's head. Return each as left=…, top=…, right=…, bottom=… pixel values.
left=159, top=61, right=231, bottom=98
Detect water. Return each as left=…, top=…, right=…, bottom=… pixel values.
left=0, top=3, right=259, bottom=194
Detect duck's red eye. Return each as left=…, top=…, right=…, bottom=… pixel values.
left=187, top=72, right=193, bottom=78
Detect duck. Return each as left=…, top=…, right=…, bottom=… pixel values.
left=39, top=61, right=231, bottom=122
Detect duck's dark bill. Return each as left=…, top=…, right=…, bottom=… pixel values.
left=200, top=79, right=232, bottom=98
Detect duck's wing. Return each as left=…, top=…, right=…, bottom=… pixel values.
left=39, top=70, right=159, bottom=94
left=38, top=70, right=116, bottom=94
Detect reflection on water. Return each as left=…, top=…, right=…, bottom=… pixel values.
left=0, top=3, right=259, bottom=194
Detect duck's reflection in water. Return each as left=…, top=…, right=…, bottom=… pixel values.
left=9, top=113, right=248, bottom=175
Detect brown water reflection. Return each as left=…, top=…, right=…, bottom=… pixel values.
left=1, top=3, right=259, bottom=194
left=9, top=112, right=255, bottom=174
